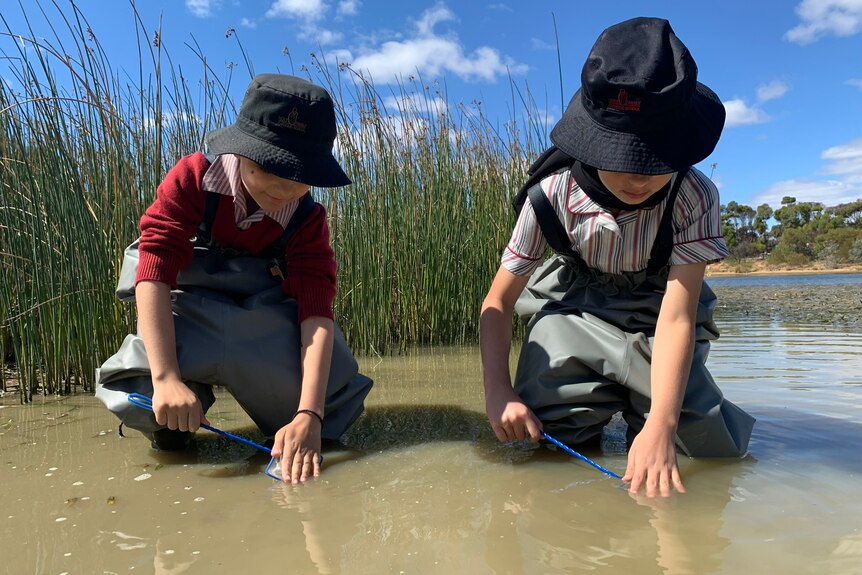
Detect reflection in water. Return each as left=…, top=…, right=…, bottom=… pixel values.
left=1, top=320, right=861, bottom=573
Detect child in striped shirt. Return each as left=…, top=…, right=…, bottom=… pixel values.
left=479, top=18, right=753, bottom=497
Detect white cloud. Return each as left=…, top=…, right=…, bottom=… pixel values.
left=186, top=0, right=218, bottom=18
left=753, top=139, right=862, bottom=207
left=723, top=98, right=770, bottom=127
left=383, top=93, right=449, bottom=117
left=240, top=17, right=257, bottom=29
left=266, top=0, right=327, bottom=21
left=265, top=0, right=349, bottom=43
left=846, top=78, right=862, bottom=89
left=530, top=37, right=556, bottom=50
left=756, top=80, right=789, bottom=102
left=337, top=0, right=360, bottom=17
left=723, top=83, right=786, bottom=128
left=785, top=0, right=862, bottom=44
left=330, top=49, right=354, bottom=63
left=821, top=138, right=862, bottom=177
left=306, top=27, right=343, bottom=45
left=755, top=179, right=856, bottom=207
left=343, top=5, right=526, bottom=83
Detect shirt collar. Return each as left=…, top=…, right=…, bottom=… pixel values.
left=561, top=171, right=621, bottom=235
left=562, top=170, right=663, bottom=235
left=201, top=154, right=297, bottom=229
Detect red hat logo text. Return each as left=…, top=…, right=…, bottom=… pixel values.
left=608, top=89, right=641, bottom=112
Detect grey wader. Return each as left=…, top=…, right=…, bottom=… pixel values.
left=96, top=191, right=373, bottom=440
left=514, top=173, right=753, bottom=457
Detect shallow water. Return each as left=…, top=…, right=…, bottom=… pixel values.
left=706, top=272, right=862, bottom=287
left=2, top=318, right=861, bottom=574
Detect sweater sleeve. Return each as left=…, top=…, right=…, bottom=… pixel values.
left=136, top=153, right=209, bottom=287
left=282, top=203, right=337, bottom=322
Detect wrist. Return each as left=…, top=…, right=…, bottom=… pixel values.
left=152, top=374, right=183, bottom=387
left=294, top=408, right=324, bottom=426
left=644, top=413, right=679, bottom=434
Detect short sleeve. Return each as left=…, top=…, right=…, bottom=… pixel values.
left=501, top=191, right=548, bottom=276
left=670, top=169, right=730, bottom=266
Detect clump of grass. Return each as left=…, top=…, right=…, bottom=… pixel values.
left=0, top=0, right=234, bottom=399
left=0, top=0, right=547, bottom=399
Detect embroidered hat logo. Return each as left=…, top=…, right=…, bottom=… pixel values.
left=279, top=107, right=307, bottom=133
left=608, top=89, right=641, bottom=112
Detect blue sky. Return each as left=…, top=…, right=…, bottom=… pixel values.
left=3, top=0, right=862, bottom=210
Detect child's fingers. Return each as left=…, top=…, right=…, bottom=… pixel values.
left=166, top=410, right=179, bottom=431
left=490, top=424, right=509, bottom=443
left=627, top=468, right=646, bottom=494
left=525, top=417, right=543, bottom=442
left=622, top=459, right=635, bottom=483
left=269, top=430, right=286, bottom=458
left=290, top=450, right=308, bottom=484
left=299, top=452, right=320, bottom=482
left=671, top=467, right=686, bottom=493
left=184, top=408, right=200, bottom=432
left=282, top=447, right=301, bottom=483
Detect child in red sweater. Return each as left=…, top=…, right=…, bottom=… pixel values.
left=97, top=74, right=372, bottom=484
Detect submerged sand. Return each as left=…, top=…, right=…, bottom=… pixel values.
left=712, top=283, right=861, bottom=326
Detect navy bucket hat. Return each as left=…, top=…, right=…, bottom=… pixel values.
left=550, top=17, right=726, bottom=175
left=206, top=74, right=350, bottom=187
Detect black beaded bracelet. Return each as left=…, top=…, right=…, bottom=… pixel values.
left=294, top=409, right=324, bottom=425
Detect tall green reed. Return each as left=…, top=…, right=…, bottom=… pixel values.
left=0, top=1, right=234, bottom=399
left=0, top=1, right=548, bottom=399
left=316, top=60, right=545, bottom=353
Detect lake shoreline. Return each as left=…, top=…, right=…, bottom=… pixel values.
left=705, top=262, right=862, bottom=277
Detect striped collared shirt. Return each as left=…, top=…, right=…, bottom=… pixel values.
left=501, top=167, right=729, bottom=276
left=201, top=154, right=302, bottom=230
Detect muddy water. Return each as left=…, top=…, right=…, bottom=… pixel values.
left=2, top=319, right=861, bottom=574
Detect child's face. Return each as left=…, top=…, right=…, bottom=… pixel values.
left=238, top=157, right=311, bottom=212
left=597, top=170, right=674, bottom=205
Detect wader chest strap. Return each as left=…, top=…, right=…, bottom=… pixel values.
left=644, top=168, right=688, bottom=275
left=196, top=151, right=318, bottom=273
left=527, top=184, right=579, bottom=260
left=526, top=168, right=690, bottom=273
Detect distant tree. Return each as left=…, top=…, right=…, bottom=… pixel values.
left=774, top=226, right=813, bottom=258
left=814, top=227, right=862, bottom=260
left=773, top=199, right=824, bottom=229
left=849, top=238, right=862, bottom=262
left=754, top=203, right=774, bottom=248
left=720, top=201, right=764, bottom=262
left=719, top=195, right=860, bottom=266
left=817, top=241, right=841, bottom=268
left=830, top=200, right=862, bottom=227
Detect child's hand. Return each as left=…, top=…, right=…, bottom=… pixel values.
left=623, top=422, right=685, bottom=497
left=152, top=379, right=208, bottom=432
left=485, top=388, right=543, bottom=443
left=271, top=413, right=322, bottom=484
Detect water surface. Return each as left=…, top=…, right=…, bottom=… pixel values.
left=2, top=318, right=861, bottom=574
left=705, top=272, right=862, bottom=287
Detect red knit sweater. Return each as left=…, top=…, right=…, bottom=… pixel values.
left=136, top=152, right=337, bottom=322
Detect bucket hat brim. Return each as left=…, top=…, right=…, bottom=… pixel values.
left=206, top=124, right=351, bottom=188
left=551, top=81, right=725, bottom=175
